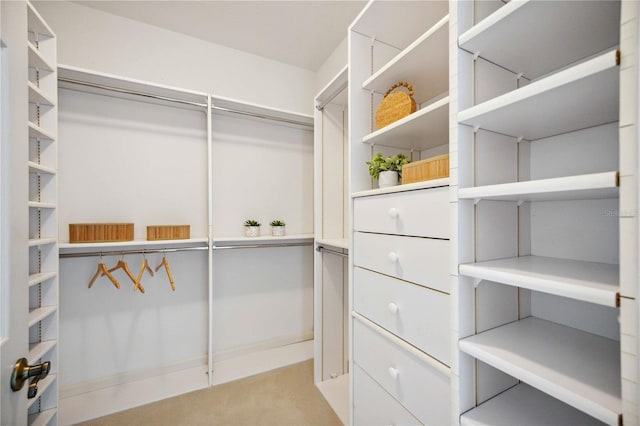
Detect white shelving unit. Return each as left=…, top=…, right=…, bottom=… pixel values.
left=453, top=1, right=635, bottom=425
left=25, top=2, right=59, bottom=423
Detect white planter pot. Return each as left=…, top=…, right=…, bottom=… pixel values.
left=271, top=226, right=286, bottom=237
left=378, top=170, right=399, bottom=188
left=244, top=226, right=260, bottom=237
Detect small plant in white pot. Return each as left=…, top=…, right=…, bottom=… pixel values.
left=244, top=219, right=261, bottom=237
left=366, top=152, right=408, bottom=188
left=270, top=219, right=286, bottom=237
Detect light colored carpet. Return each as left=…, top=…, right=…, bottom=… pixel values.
left=77, top=360, right=342, bottom=426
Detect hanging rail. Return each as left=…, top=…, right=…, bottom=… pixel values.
left=210, top=103, right=313, bottom=128
left=58, top=77, right=209, bottom=109
left=212, top=241, right=313, bottom=250
left=316, top=245, right=349, bottom=258
left=59, top=246, right=208, bottom=259
left=315, top=81, right=347, bottom=111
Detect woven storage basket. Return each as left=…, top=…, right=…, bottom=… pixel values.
left=375, top=81, right=417, bottom=129
left=69, top=223, right=134, bottom=243
left=147, top=225, right=190, bottom=240
left=402, top=154, right=450, bottom=184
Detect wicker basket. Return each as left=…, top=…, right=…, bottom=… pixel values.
left=69, top=223, right=134, bottom=243
left=402, top=154, right=450, bottom=184
left=375, top=81, right=417, bottom=129
left=147, top=225, right=190, bottom=240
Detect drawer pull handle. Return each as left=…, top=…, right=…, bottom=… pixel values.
left=388, top=207, right=399, bottom=219
left=388, top=366, right=399, bottom=380
left=388, top=252, right=399, bottom=263
left=388, top=302, right=399, bottom=314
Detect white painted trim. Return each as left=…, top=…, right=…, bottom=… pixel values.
left=212, top=330, right=313, bottom=363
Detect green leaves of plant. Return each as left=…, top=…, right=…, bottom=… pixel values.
left=366, top=152, right=409, bottom=179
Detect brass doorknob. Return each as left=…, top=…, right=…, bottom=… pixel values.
left=10, top=358, right=51, bottom=399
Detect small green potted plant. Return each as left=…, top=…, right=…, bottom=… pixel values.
left=244, top=219, right=261, bottom=237
left=366, top=152, right=408, bottom=188
left=270, top=219, right=286, bottom=237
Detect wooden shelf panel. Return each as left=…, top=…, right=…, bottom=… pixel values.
left=28, top=161, right=56, bottom=175
left=460, top=383, right=604, bottom=426
left=28, top=340, right=57, bottom=364
left=459, top=317, right=621, bottom=425
left=28, top=82, right=55, bottom=107
left=28, top=409, right=57, bottom=426
left=460, top=256, right=619, bottom=307
left=28, top=122, right=55, bottom=141
left=458, top=0, right=620, bottom=79
left=28, top=272, right=57, bottom=287
left=28, top=43, right=54, bottom=73
left=362, top=96, right=448, bottom=151
left=363, top=15, right=448, bottom=104
left=458, top=171, right=618, bottom=202
left=351, top=1, right=448, bottom=51
left=28, top=306, right=57, bottom=328
left=458, top=50, right=619, bottom=140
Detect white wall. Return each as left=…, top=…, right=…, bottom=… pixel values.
left=315, top=36, right=348, bottom=95
left=33, top=1, right=316, bottom=115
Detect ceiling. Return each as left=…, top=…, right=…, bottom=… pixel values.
left=73, top=0, right=367, bottom=71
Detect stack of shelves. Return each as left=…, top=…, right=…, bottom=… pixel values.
left=454, top=1, right=628, bottom=425
left=26, top=2, right=59, bottom=424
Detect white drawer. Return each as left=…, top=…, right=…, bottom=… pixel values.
left=353, top=231, right=450, bottom=293
left=353, top=363, right=421, bottom=426
left=353, top=187, right=449, bottom=238
left=354, top=267, right=450, bottom=365
left=352, top=316, right=451, bottom=425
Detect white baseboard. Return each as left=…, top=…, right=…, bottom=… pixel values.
left=59, top=339, right=314, bottom=425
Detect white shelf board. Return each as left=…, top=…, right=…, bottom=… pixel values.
left=28, top=272, right=57, bottom=288
left=352, top=177, right=449, bottom=198
left=28, top=122, right=55, bottom=141
left=458, top=0, right=620, bottom=79
left=315, top=238, right=348, bottom=250
left=58, top=64, right=208, bottom=111
left=27, top=2, right=55, bottom=39
left=459, top=317, right=621, bottom=425
left=28, top=201, right=56, bottom=209
left=58, top=237, right=208, bottom=253
left=316, top=373, right=350, bottom=425
left=315, top=65, right=348, bottom=108
left=211, top=94, right=313, bottom=128
left=28, top=161, right=56, bottom=175
left=28, top=408, right=57, bottom=426
left=27, top=43, right=54, bottom=72
left=28, top=306, right=57, bottom=328
left=363, top=15, right=448, bottom=104
left=350, top=1, right=448, bottom=50
left=212, top=234, right=314, bottom=247
left=28, top=237, right=57, bottom=248
left=458, top=50, right=619, bottom=140
left=362, top=96, right=448, bottom=151
left=28, top=82, right=55, bottom=107
left=460, top=256, right=619, bottom=307
left=26, top=374, right=56, bottom=410
left=458, top=171, right=618, bottom=202
left=28, top=340, right=57, bottom=364
left=460, top=383, right=605, bottom=426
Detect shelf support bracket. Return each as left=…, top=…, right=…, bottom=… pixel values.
left=473, top=125, right=480, bottom=134
left=472, top=278, right=482, bottom=288
left=473, top=52, right=480, bottom=61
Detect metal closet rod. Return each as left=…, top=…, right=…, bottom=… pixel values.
left=59, top=246, right=208, bottom=259
left=316, top=245, right=348, bottom=258
left=212, top=241, right=313, bottom=250
left=58, top=77, right=313, bottom=128
left=315, top=81, right=348, bottom=111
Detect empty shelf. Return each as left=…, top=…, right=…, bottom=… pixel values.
left=28, top=122, right=55, bottom=141
left=28, top=306, right=57, bottom=327
left=458, top=0, right=619, bottom=79
left=28, top=82, right=55, bottom=106
left=28, top=272, right=57, bottom=287
left=28, top=161, right=56, bottom=175
left=28, top=43, right=54, bottom=72
left=459, top=317, right=621, bottom=425
left=460, top=383, right=604, bottom=426
left=459, top=256, right=618, bottom=307
left=27, top=2, right=55, bottom=39
left=458, top=50, right=619, bottom=140
left=28, top=408, right=57, bottom=426
left=28, top=237, right=57, bottom=248
left=363, top=15, right=448, bottom=104
left=29, top=340, right=57, bottom=364
left=28, top=201, right=56, bottom=209
left=457, top=171, right=618, bottom=202
left=362, top=96, right=448, bottom=151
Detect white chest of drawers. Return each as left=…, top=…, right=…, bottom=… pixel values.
left=351, top=182, right=451, bottom=425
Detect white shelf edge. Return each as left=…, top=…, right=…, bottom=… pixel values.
left=28, top=82, right=55, bottom=107
left=362, top=14, right=449, bottom=92
left=315, top=238, right=349, bottom=250
left=28, top=306, right=57, bottom=328
left=213, top=233, right=314, bottom=246
left=460, top=383, right=605, bottom=426
left=362, top=96, right=449, bottom=144
left=459, top=255, right=619, bottom=307
left=28, top=122, right=56, bottom=141
left=210, top=94, right=314, bottom=126
left=458, top=171, right=618, bottom=202
left=27, top=42, right=54, bottom=72
left=458, top=1, right=527, bottom=48
left=27, top=1, right=56, bottom=39
left=28, top=237, right=57, bottom=248
left=58, top=237, right=209, bottom=252
left=28, top=201, right=56, bottom=209
left=28, top=161, right=56, bottom=175
left=28, top=340, right=57, bottom=364
left=28, top=272, right=57, bottom=287
left=315, top=65, right=348, bottom=105
left=28, top=409, right=57, bottom=426
left=459, top=317, right=621, bottom=425
left=26, top=374, right=57, bottom=410
left=352, top=178, right=450, bottom=198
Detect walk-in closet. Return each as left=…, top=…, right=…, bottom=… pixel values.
left=1, top=1, right=639, bottom=425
